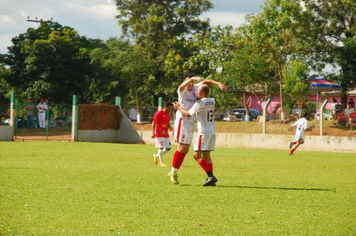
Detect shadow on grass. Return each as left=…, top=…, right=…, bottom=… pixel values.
left=179, top=184, right=335, bottom=192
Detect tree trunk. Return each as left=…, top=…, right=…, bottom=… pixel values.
left=340, top=90, right=348, bottom=109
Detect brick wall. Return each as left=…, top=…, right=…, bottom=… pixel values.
left=78, top=104, right=122, bottom=130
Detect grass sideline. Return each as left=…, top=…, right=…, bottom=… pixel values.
left=1, top=142, right=355, bottom=235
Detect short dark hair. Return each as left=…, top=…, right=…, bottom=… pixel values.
left=163, top=101, right=173, bottom=107
left=301, top=111, right=308, bottom=118
left=200, top=85, right=210, bottom=96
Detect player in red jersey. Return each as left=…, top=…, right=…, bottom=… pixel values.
left=152, top=101, right=173, bottom=166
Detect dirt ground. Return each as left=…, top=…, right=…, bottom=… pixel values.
left=13, top=127, right=72, bottom=141
left=134, top=120, right=356, bottom=137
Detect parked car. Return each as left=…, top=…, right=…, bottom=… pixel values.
left=222, top=108, right=272, bottom=121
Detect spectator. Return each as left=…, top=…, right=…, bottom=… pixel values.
left=26, top=99, right=35, bottom=129
left=337, top=102, right=355, bottom=130
left=37, top=98, right=47, bottom=129
left=331, top=98, right=339, bottom=120
left=129, top=105, right=138, bottom=122
left=45, top=98, right=53, bottom=119
left=349, top=98, right=355, bottom=109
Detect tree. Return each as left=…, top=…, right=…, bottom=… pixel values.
left=283, top=59, right=310, bottom=117
left=221, top=28, right=271, bottom=121
left=91, top=38, right=155, bottom=112
left=246, top=0, right=315, bottom=119
left=303, top=0, right=356, bottom=107
left=2, top=22, right=94, bottom=104
left=115, top=0, right=213, bottom=103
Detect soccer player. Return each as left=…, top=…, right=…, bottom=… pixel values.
left=168, top=75, right=227, bottom=185
left=289, top=111, right=308, bottom=155
left=174, top=84, right=219, bottom=186
left=152, top=101, right=173, bottom=166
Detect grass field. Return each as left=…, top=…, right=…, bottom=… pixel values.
left=1, top=142, right=355, bottom=235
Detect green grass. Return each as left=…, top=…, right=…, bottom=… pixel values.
left=0, top=142, right=355, bottom=235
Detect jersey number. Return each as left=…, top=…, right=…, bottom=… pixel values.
left=207, top=110, right=214, bottom=122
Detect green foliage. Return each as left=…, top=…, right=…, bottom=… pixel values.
left=115, top=0, right=214, bottom=104
left=335, top=38, right=356, bottom=91
left=116, top=0, right=212, bottom=40
left=283, top=60, right=309, bottom=111
left=2, top=22, right=93, bottom=103
left=246, top=0, right=315, bottom=118
left=1, top=142, right=355, bottom=235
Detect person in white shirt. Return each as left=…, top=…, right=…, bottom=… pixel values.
left=168, top=75, right=227, bottom=185
left=36, top=98, right=48, bottom=129
left=174, top=84, right=219, bottom=186
left=129, top=106, right=138, bottom=122
left=289, top=112, right=308, bottom=155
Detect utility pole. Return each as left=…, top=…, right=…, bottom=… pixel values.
left=27, top=16, right=53, bottom=25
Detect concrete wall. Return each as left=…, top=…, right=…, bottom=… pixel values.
left=141, top=131, right=356, bottom=153
left=0, top=126, right=13, bottom=141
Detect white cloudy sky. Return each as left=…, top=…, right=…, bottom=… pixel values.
left=0, top=0, right=266, bottom=54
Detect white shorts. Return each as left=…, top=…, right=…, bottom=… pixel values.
left=194, top=134, right=216, bottom=151
left=174, top=118, right=194, bottom=145
left=155, top=137, right=171, bottom=149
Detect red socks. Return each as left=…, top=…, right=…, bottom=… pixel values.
left=172, top=151, right=186, bottom=169
left=208, top=163, right=213, bottom=173
left=199, top=159, right=210, bottom=173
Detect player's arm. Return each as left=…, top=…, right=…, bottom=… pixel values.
left=151, top=122, right=156, bottom=138
left=173, top=102, right=191, bottom=117
left=202, top=80, right=228, bottom=92
left=178, top=77, right=203, bottom=93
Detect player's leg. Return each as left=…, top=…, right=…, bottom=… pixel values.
left=349, top=117, right=353, bottom=130
left=290, top=138, right=303, bottom=155
left=159, top=138, right=171, bottom=166
left=170, top=120, right=193, bottom=173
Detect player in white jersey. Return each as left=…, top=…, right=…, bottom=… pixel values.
left=168, top=75, right=227, bottom=185
left=289, top=111, right=308, bottom=155
left=174, top=85, right=220, bottom=186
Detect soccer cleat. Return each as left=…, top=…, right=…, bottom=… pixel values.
left=205, top=177, right=216, bottom=186
left=153, top=154, right=158, bottom=165
left=203, top=176, right=218, bottom=186
left=289, top=153, right=293, bottom=155
left=168, top=172, right=179, bottom=184
left=289, top=142, right=293, bottom=149
left=159, top=163, right=167, bottom=167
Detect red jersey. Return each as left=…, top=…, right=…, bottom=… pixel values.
left=153, top=110, right=171, bottom=138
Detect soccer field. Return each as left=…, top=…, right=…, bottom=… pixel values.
left=1, top=142, right=355, bottom=235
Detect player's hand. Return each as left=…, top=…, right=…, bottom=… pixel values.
left=219, top=83, right=228, bottom=92
left=173, top=101, right=180, bottom=110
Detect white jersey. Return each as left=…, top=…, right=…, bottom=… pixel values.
left=175, top=82, right=201, bottom=123
left=189, top=97, right=216, bottom=135
left=37, top=102, right=47, bottom=113
left=293, top=117, right=308, bottom=140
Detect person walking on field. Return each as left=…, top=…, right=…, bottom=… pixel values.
left=174, top=84, right=220, bottom=186
left=289, top=111, right=308, bottom=155
left=152, top=101, right=173, bottom=167
left=168, top=75, right=227, bottom=185
left=37, top=98, right=47, bottom=129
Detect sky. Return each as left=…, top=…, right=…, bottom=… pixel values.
left=0, top=0, right=266, bottom=54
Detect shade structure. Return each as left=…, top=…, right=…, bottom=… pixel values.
left=306, top=79, right=342, bottom=115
